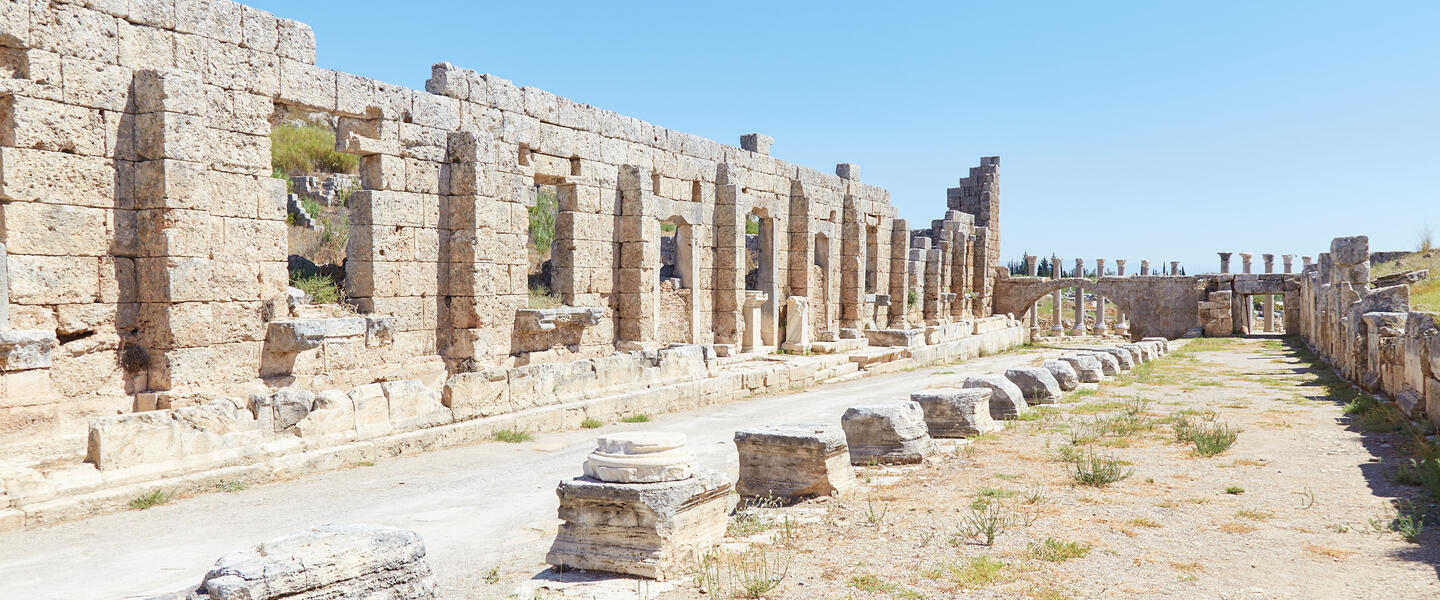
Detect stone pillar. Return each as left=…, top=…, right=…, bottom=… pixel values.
left=1283, top=255, right=1295, bottom=274
left=1302, top=256, right=1313, bottom=268
left=1170, top=260, right=1180, bottom=275
left=1072, top=258, right=1086, bottom=336
left=0, top=242, right=7, bottom=330
left=1025, top=255, right=1039, bottom=332
left=1050, top=255, right=1064, bottom=335
left=1094, top=258, right=1108, bottom=335
left=1263, top=254, right=1276, bottom=332
left=616, top=166, right=659, bottom=345
left=1140, top=260, right=1150, bottom=276
left=1113, top=259, right=1127, bottom=330
left=1240, top=253, right=1253, bottom=274
left=1218, top=252, right=1232, bottom=274
left=888, top=220, right=910, bottom=328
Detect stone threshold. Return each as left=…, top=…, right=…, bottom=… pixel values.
left=0, top=322, right=1027, bottom=532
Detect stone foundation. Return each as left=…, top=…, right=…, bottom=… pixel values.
left=733, top=424, right=855, bottom=500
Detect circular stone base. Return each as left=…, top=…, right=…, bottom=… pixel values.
left=583, top=432, right=697, bottom=483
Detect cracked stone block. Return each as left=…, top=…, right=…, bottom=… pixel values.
left=841, top=402, right=933, bottom=464
left=264, top=317, right=365, bottom=354
left=1057, top=354, right=1104, bottom=383
left=733, top=424, right=855, bottom=500
left=910, top=388, right=1000, bottom=437
left=1120, top=344, right=1146, bottom=364
left=1081, top=351, right=1120, bottom=376
left=546, top=469, right=730, bottom=580
left=1004, top=367, right=1062, bottom=404
left=198, top=524, right=439, bottom=600
left=1095, top=347, right=1135, bottom=370
left=1141, top=337, right=1170, bottom=354
left=1044, top=359, right=1080, bottom=391
left=962, top=374, right=1029, bottom=420
left=0, top=329, right=56, bottom=371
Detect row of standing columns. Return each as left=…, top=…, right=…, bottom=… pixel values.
left=1218, top=252, right=1296, bottom=333
left=1027, top=256, right=1181, bottom=338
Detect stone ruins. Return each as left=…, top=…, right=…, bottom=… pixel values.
left=0, top=1, right=1437, bottom=596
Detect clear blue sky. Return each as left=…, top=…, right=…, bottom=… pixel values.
left=249, top=1, right=1439, bottom=273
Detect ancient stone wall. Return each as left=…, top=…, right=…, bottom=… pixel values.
left=0, top=3, right=1008, bottom=453
left=1295, top=235, right=1439, bottom=426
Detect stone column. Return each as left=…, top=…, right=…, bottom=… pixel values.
left=1218, top=252, right=1232, bottom=274
left=1072, top=258, right=1086, bottom=336
left=742, top=292, right=767, bottom=351
left=1240, top=253, right=1253, bottom=274
left=1094, top=258, right=1108, bottom=335
left=1302, top=256, right=1313, bottom=268
left=1170, top=261, right=1180, bottom=275
left=1263, top=254, right=1276, bottom=332
left=1113, top=259, right=1127, bottom=331
left=888, top=219, right=909, bottom=328
left=1140, top=260, right=1150, bottom=276
left=1025, top=255, right=1039, bottom=332
left=1050, top=255, right=1064, bottom=335
left=616, top=166, right=660, bottom=345
left=1283, top=255, right=1294, bottom=274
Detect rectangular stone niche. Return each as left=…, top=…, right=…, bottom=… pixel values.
left=546, top=470, right=729, bottom=579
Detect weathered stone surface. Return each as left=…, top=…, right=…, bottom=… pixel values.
left=1043, top=359, right=1080, bottom=391
left=962, top=374, right=1028, bottom=419
left=840, top=402, right=933, bottom=464
left=198, top=524, right=438, bottom=600
left=1057, top=354, right=1103, bottom=383
left=1120, top=344, right=1146, bottom=364
left=863, top=328, right=924, bottom=348
left=547, top=469, right=730, bottom=579
left=733, top=424, right=854, bottom=499
left=86, top=399, right=260, bottom=471
left=1004, top=367, right=1062, bottom=404
left=380, top=379, right=450, bottom=432
left=1095, top=347, right=1135, bottom=370
left=515, top=306, right=603, bottom=332
left=0, top=330, right=57, bottom=371
left=910, top=388, right=1000, bottom=436
left=584, top=431, right=697, bottom=483
left=1141, top=337, right=1170, bottom=354
left=1081, top=351, right=1120, bottom=376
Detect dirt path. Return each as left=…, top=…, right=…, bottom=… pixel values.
left=655, top=338, right=1440, bottom=600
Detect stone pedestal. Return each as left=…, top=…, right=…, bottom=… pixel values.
left=1004, top=367, right=1062, bottom=404
left=910, top=389, right=999, bottom=437
left=733, top=424, right=855, bottom=500
left=1057, top=354, right=1103, bottom=382
left=962, top=374, right=1028, bottom=419
left=1043, top=359, right=1080, bottom=391
left=742, top=291, right=767, bottom=352
left=782, top=296, right=810, bottom=352
left=841, top=402, right=933, bottom=464
left=1218, top=252, right=1232, bottom=274
left=550, top=433, right=729, bottom=580
left=1050, top=255, right=1065, bottom=335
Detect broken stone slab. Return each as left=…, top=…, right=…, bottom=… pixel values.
left=1080, top=351, right=1120, bottom=376
left=1043, top=359, right=1080, bottom=391
left=264, top=317, right=366, bottom=354
left=196, top=524, right=438, bottom=600
left=515, top=307, right=604, bottom=332
left=1095, top=347, right=1135, bottom=370
left=909, top=388, right=1000, bottom=437
left=733, top=424, right=855, bottom=500
left=1120, top=344, right=1146, bottom=364
left=1057, top=354, right=1103, bottom=383
left=863, top=328, right=925, bottom=348
left=547, top=469, right=730, bottom=580
left=380, top=380, right=452, bottom=433
left=249, top=388, right=316, bottom=433
left=840, top=402, right=934, bottom=464
left=1004, top=367, right=1062, bottom=404
left=0, top=329, right=56, bottom=371
left=584, top=432, right=697, bottom=483
left=86, top=399, right=260, bottom=471
left=962, top=374, right=1029, bottom=419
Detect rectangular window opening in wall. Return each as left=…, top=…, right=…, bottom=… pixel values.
left=651, top=173, right=662, bottom=196
left=527, top=182, right=561, bottom=308
left=865, top=225, right=879, bottom=294
left=691, top=180, right=702, bottom=202
left=272, top=103, right=363, bottom=309
left=657, top=217, right=693, bottom=344
left=518, top=145, right=531, bottom=166
left=569, top=156, right=581, bottom=176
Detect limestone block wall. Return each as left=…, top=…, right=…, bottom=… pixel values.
left=0, top=0, right=1008, bottom=449
left=1295, top=235, right=1440, bottom=427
